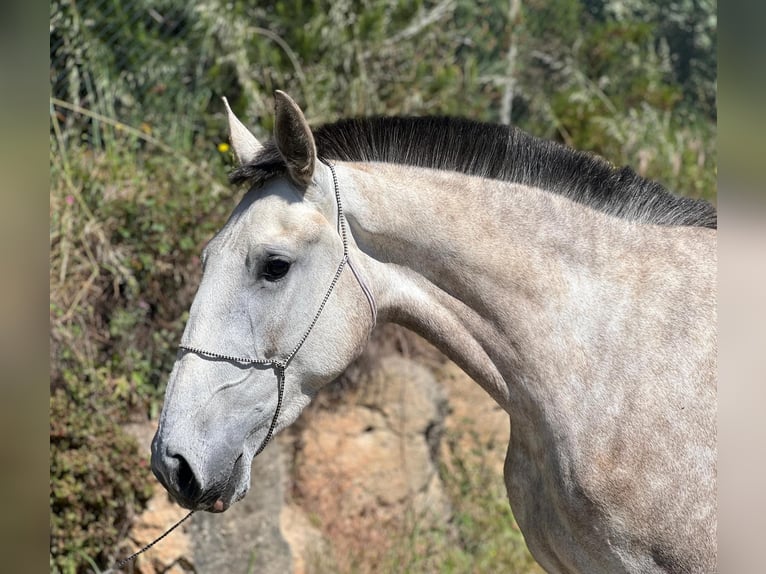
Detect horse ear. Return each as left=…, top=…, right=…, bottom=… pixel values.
left=274, top=90, right=316, bottom=187
left=222, top=97, right=263, bottom=165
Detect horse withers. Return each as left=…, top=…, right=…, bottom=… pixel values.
left=151, top=91, right=716, bottom=573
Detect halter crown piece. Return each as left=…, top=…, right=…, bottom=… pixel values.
left=178, top=160, right=377, bottom=456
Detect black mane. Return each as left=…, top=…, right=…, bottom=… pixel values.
left=230, top=116, right=717, bottom=229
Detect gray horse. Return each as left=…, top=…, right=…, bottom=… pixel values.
left=151, top=91, right=717, bottom=573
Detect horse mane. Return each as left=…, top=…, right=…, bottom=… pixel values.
left=230, top=116, right=717, bottom=229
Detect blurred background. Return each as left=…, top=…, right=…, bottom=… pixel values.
left=49, top=1, right=716, bottom=572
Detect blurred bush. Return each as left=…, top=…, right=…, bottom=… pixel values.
left=50, top=386, right=153, bottom=573
left=49, top=107, right=235, bottom=571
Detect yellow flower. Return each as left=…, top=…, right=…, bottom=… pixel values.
left=217, top=142, right=230, bottom=153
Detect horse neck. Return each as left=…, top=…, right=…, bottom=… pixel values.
left=339, top=162, right=710, bottom=414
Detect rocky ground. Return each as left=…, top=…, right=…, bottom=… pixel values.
left=122, top=332, right=513, bottom=574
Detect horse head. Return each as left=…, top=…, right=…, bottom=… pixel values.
left=150, top=92, right=375, bottom=511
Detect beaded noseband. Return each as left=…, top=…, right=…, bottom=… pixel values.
left=178, top=160, right=377, bottom=457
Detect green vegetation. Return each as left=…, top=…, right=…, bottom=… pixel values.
left=50, top=386, right=153, bottom=573
left=50, top=0, right=716, bottom=571
left=437, top=429, right=543, bottom=573
left=378, top=428, right=544, bottom=574
left=50, top=103, right=235, bottom=572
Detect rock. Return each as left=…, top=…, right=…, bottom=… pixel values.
left=280, top=503, right=334, bottom=574
left=126, top=484, right=193, bottom=574
left=289, top=356, right=451, bottom=570
left=437, top=361, right=510, bottom=475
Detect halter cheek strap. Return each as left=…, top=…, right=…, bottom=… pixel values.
left=178, top=160, right=376, bottom=456
left=348, top=257, right=377, bottom=323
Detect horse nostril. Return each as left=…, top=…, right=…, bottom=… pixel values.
left=173, top=453, right=201, bottom=503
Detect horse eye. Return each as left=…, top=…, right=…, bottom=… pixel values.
left=262, top=258, right=291, bottom=281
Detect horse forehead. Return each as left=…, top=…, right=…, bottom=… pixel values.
left=218, top=196, right=327, bottom=250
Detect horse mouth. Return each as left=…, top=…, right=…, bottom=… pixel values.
left=206, top=453, right=248, bottom=513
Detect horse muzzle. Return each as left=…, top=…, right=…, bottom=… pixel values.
left=150, top=431, right=248, bottom=512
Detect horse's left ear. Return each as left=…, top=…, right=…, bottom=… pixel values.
left=274, top=90, right=316, bottom=187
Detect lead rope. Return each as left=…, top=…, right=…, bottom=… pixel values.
left=107, top=510, right=195, bottom=572
left=109, top=161, right=376, bottom=571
